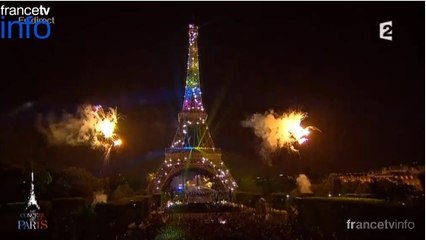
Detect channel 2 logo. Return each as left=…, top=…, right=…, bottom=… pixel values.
left=379, top=21, right=392, bottom=41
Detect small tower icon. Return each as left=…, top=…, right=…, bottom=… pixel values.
left=26, top=171, right=40, bottom=210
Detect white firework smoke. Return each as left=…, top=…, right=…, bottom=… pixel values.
left=37, top=104, right=122, bottom=163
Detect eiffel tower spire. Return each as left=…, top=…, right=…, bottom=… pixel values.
left=171, top=24, right=214, bottom=149
left=182, top=24, right=204, bottom=112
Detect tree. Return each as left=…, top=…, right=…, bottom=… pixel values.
left=113, top=183, right=134, bottom=200
left=51, top=167, right=103, bottom=199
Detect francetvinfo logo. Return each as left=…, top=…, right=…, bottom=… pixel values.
left=0, top=5, right=54, bottom=39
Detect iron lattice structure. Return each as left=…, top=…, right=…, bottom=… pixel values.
left=150, top=24, right=237, bottom=193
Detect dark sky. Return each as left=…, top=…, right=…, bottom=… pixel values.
left=0, top=2, right=424, bottom=180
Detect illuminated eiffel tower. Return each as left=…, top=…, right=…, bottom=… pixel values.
left=150, top=24, right=237, bottom=194
left=26, top=171, right=40, bottom=210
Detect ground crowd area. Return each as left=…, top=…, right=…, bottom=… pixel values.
left=123, top=211, right=301, bottom=240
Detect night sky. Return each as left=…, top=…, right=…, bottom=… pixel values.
left=0, top=2, right=424, bottom=181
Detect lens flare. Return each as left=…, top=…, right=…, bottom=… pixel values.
left=113, top=138, right=122, bottom=147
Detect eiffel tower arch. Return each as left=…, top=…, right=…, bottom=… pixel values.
left=149, top=24, right=237, bottom=194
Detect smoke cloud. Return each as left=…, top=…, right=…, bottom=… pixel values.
left=93, top=191, right=108, bottom=205
left=296, top=174, right=313, bottom=194
left=36, top=104, right=119, bottom=150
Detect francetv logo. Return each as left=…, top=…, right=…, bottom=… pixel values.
left=0, top=5, right=54, bottom=40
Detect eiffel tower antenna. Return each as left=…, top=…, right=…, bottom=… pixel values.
left=150, top=24, right=237, bottom=194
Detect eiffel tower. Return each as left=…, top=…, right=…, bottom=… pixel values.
left=150, top=24, right=237, bottom=194
left=26, top=171, right=40, bottom=210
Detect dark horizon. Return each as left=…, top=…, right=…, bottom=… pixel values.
left=0, top=2, right=424, bottom=180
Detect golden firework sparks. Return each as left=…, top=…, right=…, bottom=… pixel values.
left=277, top=111, right=315, bottom=151
left=242, top=109, right=318, bottom=160
left=88, top=105, right=122, bottom=163
left=38, top=104, right=122, bottom=165
left=99, top=120, right=115, bottom=138
left=113, top=138, right=122, bottom=147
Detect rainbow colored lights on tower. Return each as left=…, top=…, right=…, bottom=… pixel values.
left=182, top=24, right=204, bottom=112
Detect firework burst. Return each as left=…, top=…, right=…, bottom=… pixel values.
left=242, top=109, right=318, bottom=162
left=88, top=105, right=122, bottom=163
left=38, top=104, right=122, bottom=164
